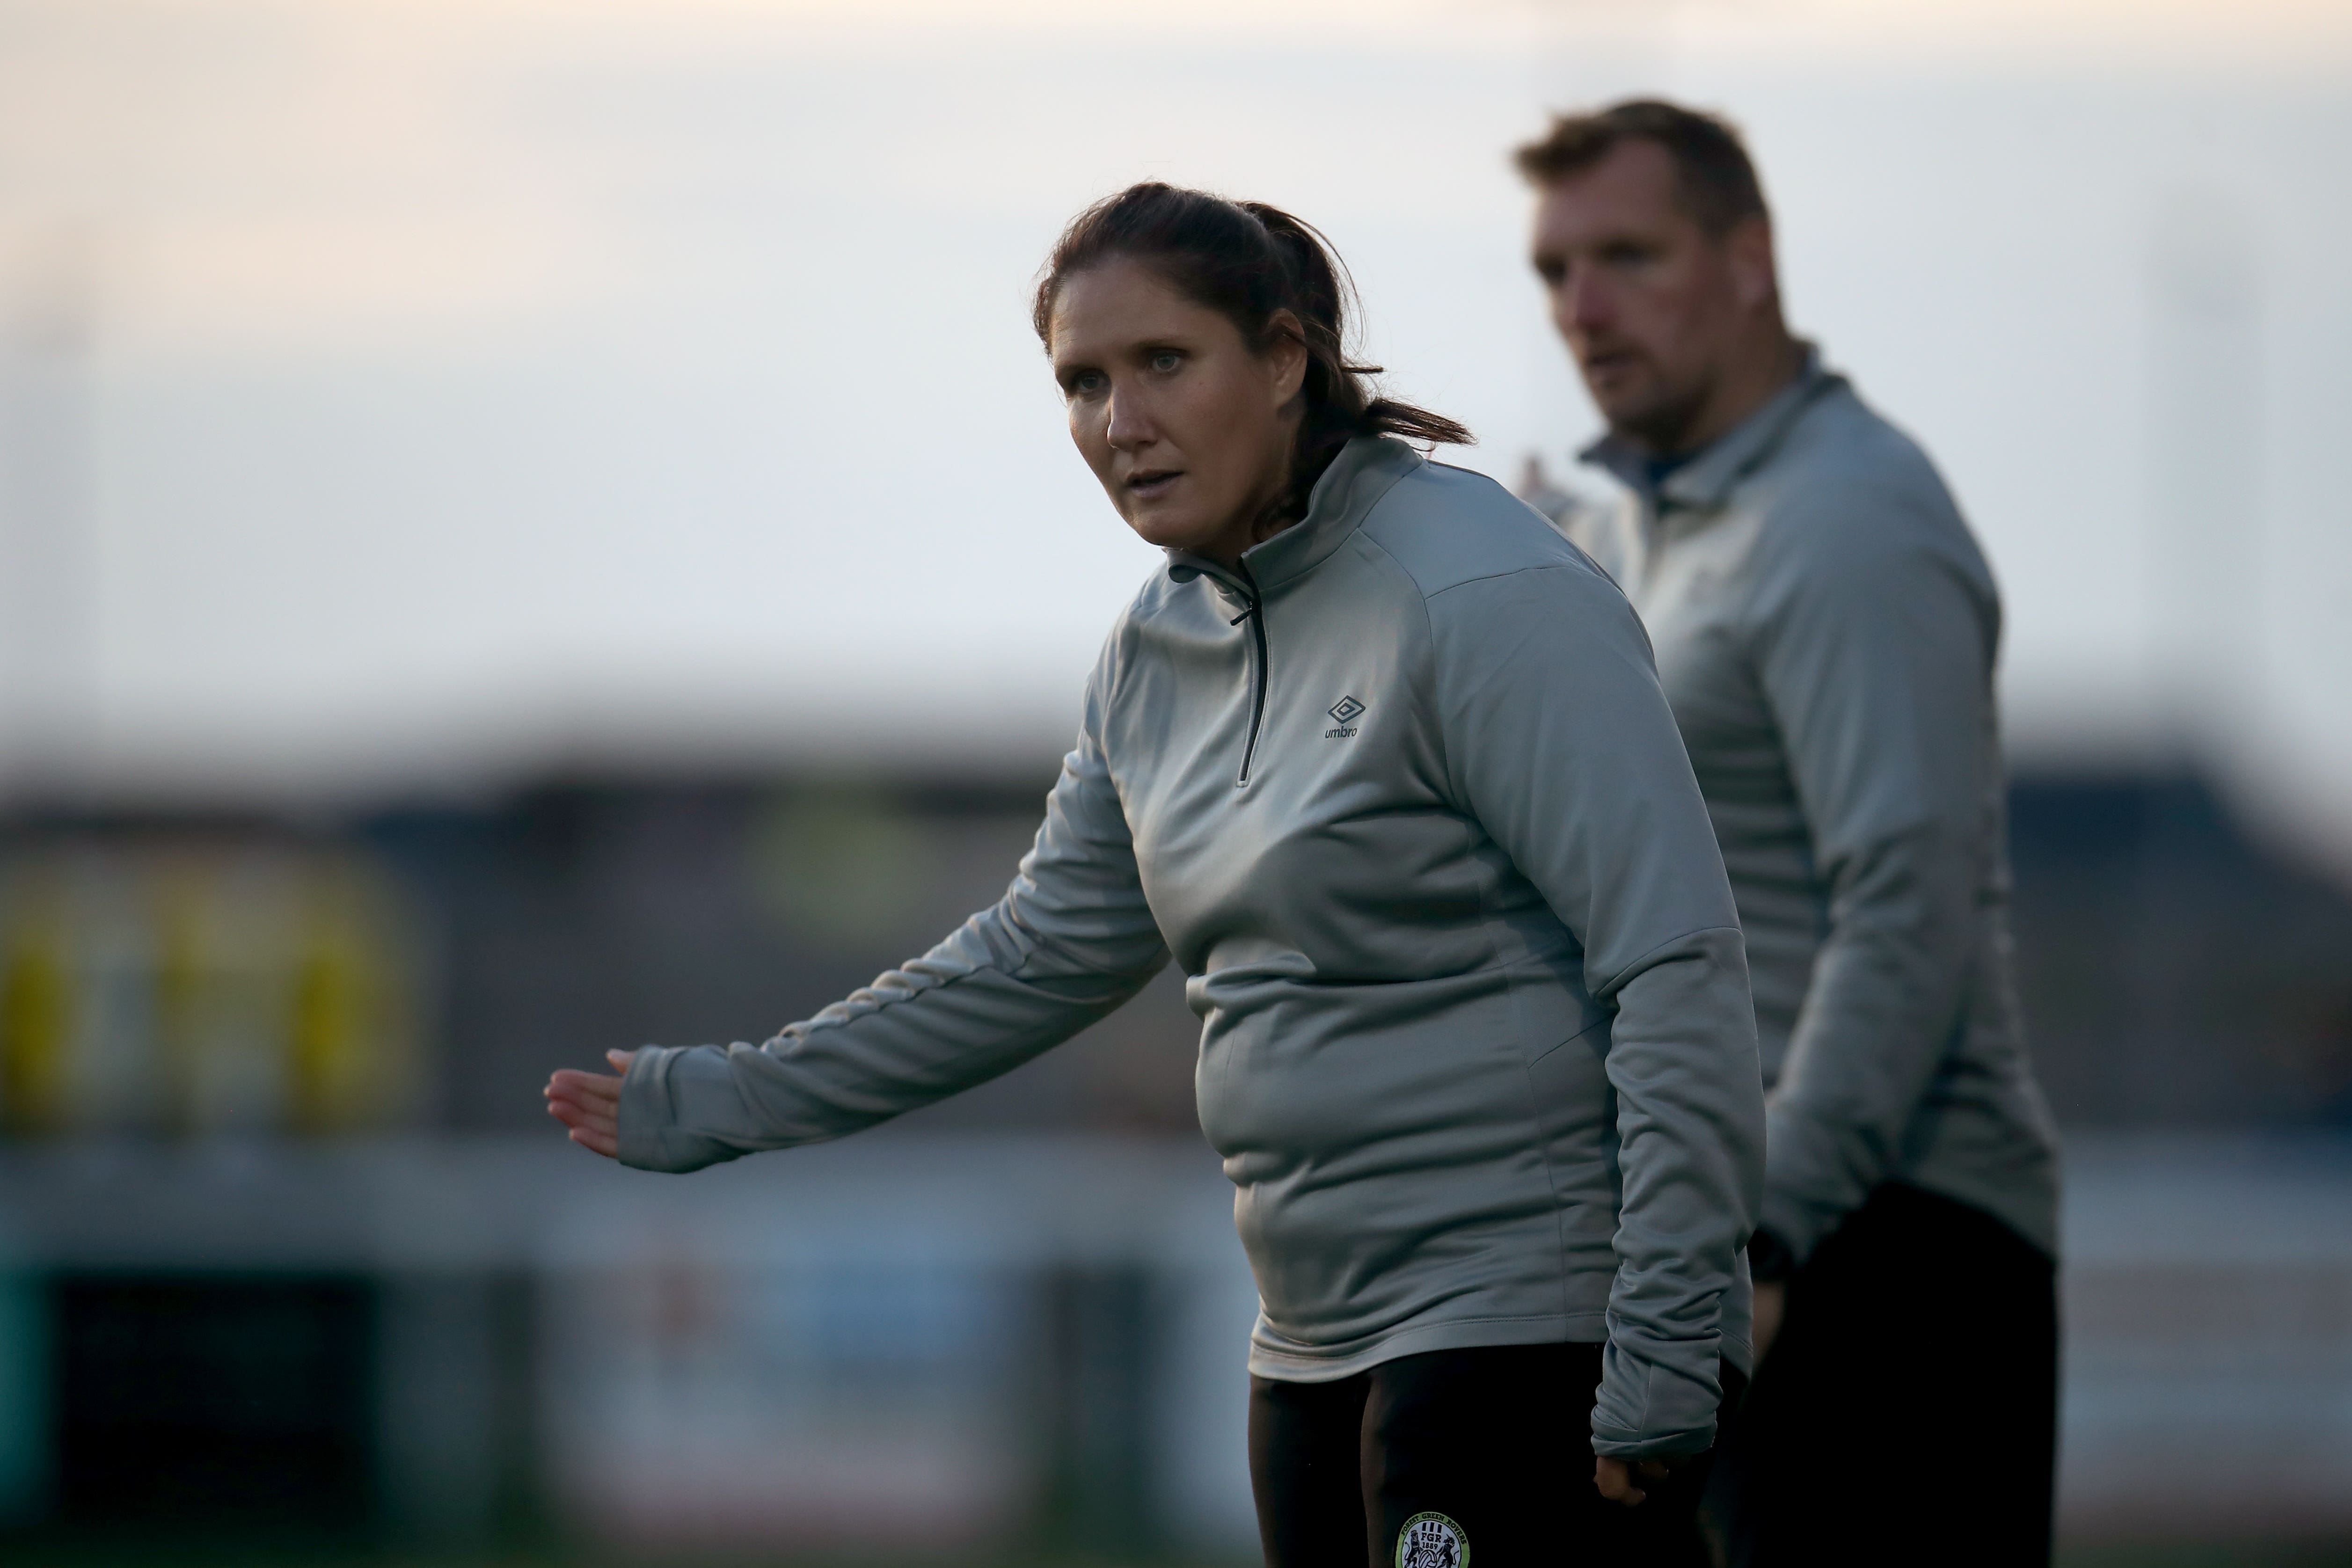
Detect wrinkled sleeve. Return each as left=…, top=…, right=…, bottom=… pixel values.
left=617, top=651, right=1170, bottom=1173
left=1746, top=505, right=1996, bottom=1266
left=1430, top=563, right=1765, bottom=1461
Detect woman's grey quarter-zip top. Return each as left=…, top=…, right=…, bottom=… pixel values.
left=617, top=436, right=1767, bottom=1460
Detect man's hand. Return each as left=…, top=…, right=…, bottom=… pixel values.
left=544, top=1049, right=637, bottom=1159
left=1753, top=1279, right=1787, bottom=1362
left=1593, top=1456, right=1673, bottom=1508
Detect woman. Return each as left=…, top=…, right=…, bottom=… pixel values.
left=548, top=183, right=1764, bottom=1568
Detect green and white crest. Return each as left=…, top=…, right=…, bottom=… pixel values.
left=1395, top=1510, right=1467, bottom=1568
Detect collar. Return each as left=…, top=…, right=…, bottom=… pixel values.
left=1164, top=435, right=1424, bottom=598
left=1581, top=344, right=1843, bottom=512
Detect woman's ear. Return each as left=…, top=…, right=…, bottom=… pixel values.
left=1262, top=309, right=1311, bottom=408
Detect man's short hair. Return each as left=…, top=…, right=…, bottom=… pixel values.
left=1513, top=99, right=1769, bottom=236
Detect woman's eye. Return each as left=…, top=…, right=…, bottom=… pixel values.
left=1066, top=371, right=1105, bottom=397
left=1149, top=350, right=1182, bottom=373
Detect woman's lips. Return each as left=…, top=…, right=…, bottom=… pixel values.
left=1126, top=469, right=1181, bottom=501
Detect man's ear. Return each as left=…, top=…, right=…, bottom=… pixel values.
left=1263, top=309, right=1312, bottom=406
left=1725, top=216, right=1780, bottom=315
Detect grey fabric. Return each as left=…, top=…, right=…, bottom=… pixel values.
left=621, top=435, right=1766, bottom=1459
left=1559, top=353, right=2060, bottom=1271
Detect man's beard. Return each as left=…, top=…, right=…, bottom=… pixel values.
left=1599, top=370, right=1713, bottom=458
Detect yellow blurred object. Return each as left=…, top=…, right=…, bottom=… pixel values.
left=0, top=880, right=75, bottom=1136
left=288, top=858, right=417, bottom=1135
left=152, top=860, right=208, bottom=1134
left=0, top=839, right=424, bottom=1141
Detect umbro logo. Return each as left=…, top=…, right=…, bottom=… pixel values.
left=1325, top=695, right=1365, bottom=738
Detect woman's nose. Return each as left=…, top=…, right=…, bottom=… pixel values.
left=1104, top=390, right=1151, bottom=452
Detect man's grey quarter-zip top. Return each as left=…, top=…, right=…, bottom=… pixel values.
left=1563, top=353, right=2061, bottom=1271
left=618, top=436, right=1768, bottom=1460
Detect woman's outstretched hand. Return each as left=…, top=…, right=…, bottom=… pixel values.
left=545, top=1049, right=637, bottom=1159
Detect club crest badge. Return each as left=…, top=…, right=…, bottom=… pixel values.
left=1395, top=1510, right=1467, bottom=1568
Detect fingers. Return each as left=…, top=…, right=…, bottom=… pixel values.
left=544, top=1065, right=626, bottom=1161
left=544, top=1091, right=615, bottom=1134
left=606, top=1048, right=638, bottom=1073
left=568, top=1120, right=621, bottom=1159
left=547, top=1069, right=622, bottom=1110
left=1592, top=1458, right=1647, bottom=1508
left=544, top=1092, right=620, bottom=1158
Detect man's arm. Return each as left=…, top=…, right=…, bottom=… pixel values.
left=1746, top=496, right=1998, bottom=1266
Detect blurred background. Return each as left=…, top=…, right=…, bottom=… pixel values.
left=0, top=0, right=2349, bottom=1562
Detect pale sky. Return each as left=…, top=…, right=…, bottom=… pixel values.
left=0, top=0, right=2347, bottom=861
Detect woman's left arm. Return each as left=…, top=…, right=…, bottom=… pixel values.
left=1429, top=558, right=1765, bottom=1463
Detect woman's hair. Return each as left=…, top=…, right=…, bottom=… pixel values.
left=1031, top=183, right=1471, bottom=518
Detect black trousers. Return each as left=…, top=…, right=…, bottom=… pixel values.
left=1705, top=1182, right=2060, bottom=1568
left=1250, top=1343, right=1737, bottom=1568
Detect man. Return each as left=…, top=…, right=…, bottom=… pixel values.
left=1512, top=101, right=2062, bottom=1565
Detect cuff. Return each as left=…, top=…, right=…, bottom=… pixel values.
left=1590, top=1338, right=1725, bottom=1460
left=1590, top=1421, right=1717, bottom=1461
left=616, top=1044, right=737, bottom=1173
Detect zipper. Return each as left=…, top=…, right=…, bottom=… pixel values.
left=1231, top=559, right=1270, bottom=787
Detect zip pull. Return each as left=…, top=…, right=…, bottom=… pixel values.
left=1234, top=562, right=1269, bottom=787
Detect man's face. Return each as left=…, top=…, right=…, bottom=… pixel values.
left=1529, top=138, right=1770, bottom=452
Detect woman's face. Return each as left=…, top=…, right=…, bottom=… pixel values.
left=1048, top=258, right=1307, bottom=566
